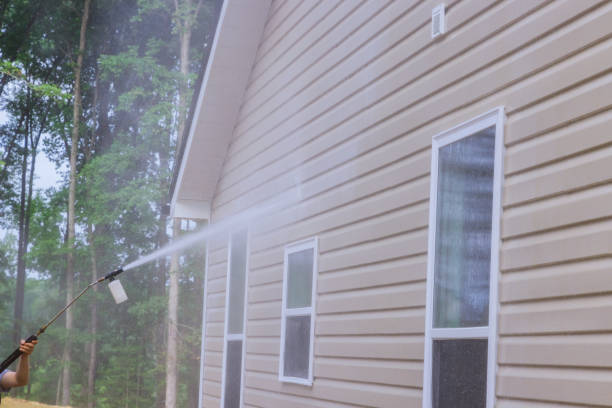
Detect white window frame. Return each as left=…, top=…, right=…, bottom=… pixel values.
left=422, top=107, right=505, bottom=408
left=197, top=243, right=210, bottom=408
left=279, top=237, right=318, bottom=386
left=220, top=230, right=249, bottom=408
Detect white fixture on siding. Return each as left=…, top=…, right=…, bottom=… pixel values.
left=432, top=4, right=446, bottom=38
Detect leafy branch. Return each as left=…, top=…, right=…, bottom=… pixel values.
left=0, top=60, right=70, bottom=103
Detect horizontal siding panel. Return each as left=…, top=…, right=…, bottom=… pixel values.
left=204, top=338, right=223, bottom=353
left=252, top=177, right=428, bottom=254
left=217, top=147, right=427, bottom=227
left=246, top=338, right=280, bottom=356
left=207, top=263, right=227, bottom=280
left=207, top=308, right=225, bottom=323
left=202, top=379, right=221, bottom=399
left=504, top=140, right=612, bottom=207
left=201, top=395, right=220, bottom=408
left=318, top=257, right=426, bottom=294
left=502, top=183, right=612, bottom=239
left=245, top=354, right=277, bottom=374
left=207, top=292, right=224, bottom=308
left=248, top=282, right=282, bottom=304
left=317, top=282, right=425, bottom=314
left=251, top=1, right=319, bottom=72
left=246, top=319, right=280, bottom=338
left=249, top=248, right=282, bottom=272
left=248, top=301, right=281, bottom=320
left=501, top=223, right=612, bottom=271
left=505, top=108, right=612, bottom=175
left=257, top=0, right=299, bottom=46
left=500, top=295, right=612, bottom=335
left=496, top=399, right=589, bottom=408
left=319, top=204, right=428, bottom=253
left=206, top=322, right=223, bottom=337
left=507, top=70, right=612, bottom=144
left=218, top=121, right=430, bottom=215
left=316, top=309, right=424, bottom=336
left=203, top=366, right=222, bottom=383
left=501, top=258, right=612, bottom=303
left=236, top=0, right=401, bottom=138
left=244, top=387, right=359, bottom=408
left=207, top=276, right=226, bottom=294
left=316, top=336, right=424, bottom=361
left=319, top=231, right=428, bottom=273
left=499, top=333, right=612, bottom=368
left=498, top=366, right=612, bottom=406
left=315, top=358, right=422, bottom=388
left=208, top=247, right=227, bottom=266
left=248, top=265, right=282, bottom=285
left=247, top=0, right=341, bottom=95
left=239, top=0, right=368, bottom=123
left=246, top=373, right=421, bottom=408
left=204, top=350, right=222, bottom=368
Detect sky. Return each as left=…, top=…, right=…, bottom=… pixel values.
left=1, top=111, right=62, bottom=239
left=1, top=110, right=61, bottom=191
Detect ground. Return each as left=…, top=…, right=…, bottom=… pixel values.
left=1, top=397, right=68, bottom=408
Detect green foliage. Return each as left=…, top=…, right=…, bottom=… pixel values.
left=0, top=0, right=219, bottom=406
left=0, top=60, right=70, bottom=103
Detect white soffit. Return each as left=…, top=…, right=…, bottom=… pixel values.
left=171, top=0, right=272, bottom=219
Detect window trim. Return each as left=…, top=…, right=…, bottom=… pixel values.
left=279, top=237, right=318, bottom=386
left=220, top=230, right=250, bottom=408
left=197, top=244, right=210, bottom=408
left=422, top=107, right=505, bottom=408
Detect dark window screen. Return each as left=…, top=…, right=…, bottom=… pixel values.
left=432, top=339, right=488, bottom=408
left=224, top=340, right=242, bottom=408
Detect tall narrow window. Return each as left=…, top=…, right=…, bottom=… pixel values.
left=279, top=238, right=318, bottom=385
left=423, top=108, right=504, bottom=408
left=221, top=230, right=248, bottom=408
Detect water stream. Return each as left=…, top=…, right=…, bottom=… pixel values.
left=122, top=187, right=302, bottom=272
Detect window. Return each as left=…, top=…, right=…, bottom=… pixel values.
left=221, top=230, right=248, bottom=408
left=423, top=108, right=504, bottom=408
left=279, top=238, right=318, bottom=385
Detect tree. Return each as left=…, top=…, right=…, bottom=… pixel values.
left=62, top=0, right=91, bottom=404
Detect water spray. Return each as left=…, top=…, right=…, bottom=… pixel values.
left=0, top=267, right=127, bottom=372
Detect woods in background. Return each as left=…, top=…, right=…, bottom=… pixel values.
left=0, top=0, right=220, bottom=406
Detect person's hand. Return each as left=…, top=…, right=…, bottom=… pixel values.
left=19, top=339, right=38, bottom=356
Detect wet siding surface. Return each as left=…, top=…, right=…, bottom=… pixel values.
left=199, top=0, right=612, bottom=406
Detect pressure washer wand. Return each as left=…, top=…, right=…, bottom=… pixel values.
left=0, top=267, right=124, bottom=372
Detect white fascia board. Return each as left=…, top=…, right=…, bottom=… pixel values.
left=171, top=0, right=272, bottom=217
left=171, top=199, right=211, bottom=220
left=170, top=0, right=229, bottom=213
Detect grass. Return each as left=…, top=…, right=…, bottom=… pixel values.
left=1, top=397, right=69, bottom=408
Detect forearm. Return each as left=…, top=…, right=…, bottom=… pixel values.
left=15, top=354, right=29, bottom=386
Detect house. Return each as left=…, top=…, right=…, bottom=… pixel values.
left=169, top=0, right=612, bottom=407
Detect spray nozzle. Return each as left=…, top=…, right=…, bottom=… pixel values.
left=104, top=267, right=124, bottom=282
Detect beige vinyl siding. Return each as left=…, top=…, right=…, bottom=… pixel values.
left=198, top=0, right=612, bottom=406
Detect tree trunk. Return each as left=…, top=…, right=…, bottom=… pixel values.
left=87, top=224, right=98, bottom=408
left=62, top=0, right=91, bottom=404
left=164, top=2, right=202, bottom=404
left=13, top=100, right=29, bottom=346
left=177, top=28, right=191, bottom=144
left=165, top=218, right=181, bottom=408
